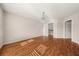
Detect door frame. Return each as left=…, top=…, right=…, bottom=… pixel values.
left=63, top=18, right=72, bottom=38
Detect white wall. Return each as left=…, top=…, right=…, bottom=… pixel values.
left=63, top=12, right=79, bottom=44
left=0, top=7, right=3, bottom=48
left=4, top=12, right=43, bottom=44
left=43, top=23, right=48, bottom=36
left=71, top=12, right=79, bottom=43
left=57, top=19, right=64, bottom=38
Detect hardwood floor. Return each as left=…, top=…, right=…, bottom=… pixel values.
left=0, top=36, right=79, bottom=56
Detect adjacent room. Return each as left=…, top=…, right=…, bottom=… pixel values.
left=0, top=3, right=79, bottom=56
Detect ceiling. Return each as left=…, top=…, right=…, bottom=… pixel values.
left=2, top=3, right=79, bottom=21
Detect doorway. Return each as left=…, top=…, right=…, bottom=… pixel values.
left=48, top=23, right=53, bottom=37
left=65, top=20, right=72, bottom=38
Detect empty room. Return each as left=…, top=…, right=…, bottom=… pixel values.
left=0, top=3, right=79, bottom=56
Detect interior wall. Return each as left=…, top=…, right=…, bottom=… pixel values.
left=71, top=12, right=79, bottom=43
left=57, top=19, right=64, bottom=38
left=4, top=12, right=43, bottom=44
left=0, top=7, right=3, bottom=48
left=43, top=23, right=48, bottom=36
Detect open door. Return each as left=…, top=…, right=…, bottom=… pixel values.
left=48, top=23, right=53, bottom=39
